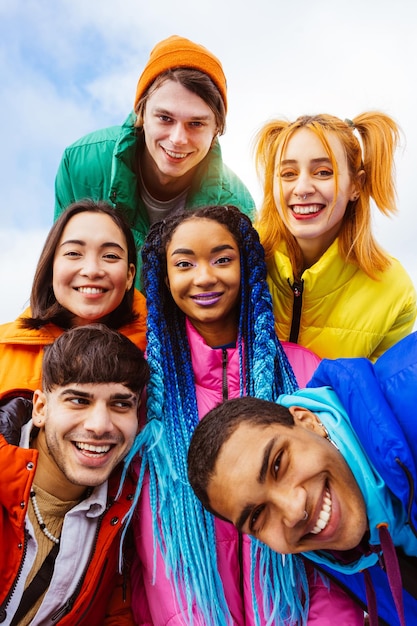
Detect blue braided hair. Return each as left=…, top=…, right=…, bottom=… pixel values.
left=122, top=206, right=308, bottom=624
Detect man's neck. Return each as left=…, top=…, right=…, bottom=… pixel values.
left=140, top=149, right=195, bottom=201
left=31, top=431, right=89, bottom=501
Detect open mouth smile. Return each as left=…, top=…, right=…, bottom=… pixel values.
left=163, top=147, right=189, bottom=159
left=310, top=488, right=332, bottom=535
left=291, top=204, right=324, bottom=215
left=74, top=442, right=112, bottom=456
left=76, top=287, right=107, bottom=294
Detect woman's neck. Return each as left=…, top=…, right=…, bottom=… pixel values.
left=188, top=318, right=238, bottom=348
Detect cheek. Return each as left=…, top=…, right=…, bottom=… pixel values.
left=166, top=274, right=185, bottom=302
left=52, top=259, right=71, bottom=293
left=123, top=419, right=139, bottom=442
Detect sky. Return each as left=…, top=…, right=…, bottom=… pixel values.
left=1, top=0, right=417, bottom=324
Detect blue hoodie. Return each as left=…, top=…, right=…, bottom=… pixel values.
left=277, top=332, right=417, bottom=625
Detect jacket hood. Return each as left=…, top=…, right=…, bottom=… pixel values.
left=278, top=387, right=409, bottom=574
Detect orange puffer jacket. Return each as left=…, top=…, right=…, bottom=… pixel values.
left=0, top=289, right=147, bottom=394
left=0, top=427, right=136, bottom=625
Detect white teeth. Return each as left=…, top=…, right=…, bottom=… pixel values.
left=75, top=442, right=110, bottom=453
left=311, top=490, right=332, bottom=535
left=164, top=148, right=188, bottom=159
left=77, top=287, right=104, bottom=294
left=292, top=205, right=321, bottom=215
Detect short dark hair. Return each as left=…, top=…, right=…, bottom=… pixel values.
left=24, top=199, right=138, bottom=330
left=187, top=396, right=294, bottom=515
left=42, top=323, right=149, bottom=395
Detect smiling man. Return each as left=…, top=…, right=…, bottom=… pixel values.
left=188, top=331, right=417, bottom=626
left=0, top=323, right=149, bottom=625
left=54, top=35, right=255, bottom=288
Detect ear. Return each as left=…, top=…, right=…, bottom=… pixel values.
left=349, top=169, right=366, bottom=202
left=126, top=263, right=136, bottom=291
left=288, top=405, right=327, bottom=437
left=32, top=390, right=47, bottom=427
left=164, top=275, right=170, bottom=291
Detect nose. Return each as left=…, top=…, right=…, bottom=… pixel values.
left=80, top=255, right=105, bottom=278
left=293, top=174, right=315, bottom=199
left=83, top=404, right=114, bottom=436
left=271, top=488, right=307, bottom=529
left=193, top=262, right=217, bottom=287
left=169, top=123, right=188, bottom=146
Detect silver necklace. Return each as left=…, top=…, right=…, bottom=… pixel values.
left=30, top=489, right=60, bottom=545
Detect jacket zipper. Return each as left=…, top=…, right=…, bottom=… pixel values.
left=0, top=529, right=29, bottom=623
left=288, top=279, right=304, bottom=343
left=395, top=457, right=417, bottom=537
left=221, top=349, right=245, bottom=602
left=50, top=510, right=106, bottom=622
left=222, top=349, right=228, bottom=401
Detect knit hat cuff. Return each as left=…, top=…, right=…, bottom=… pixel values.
left=134, top=35, right=227, bottom=111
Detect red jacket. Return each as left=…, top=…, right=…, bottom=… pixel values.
left=0, top=432, right=136, bottom=625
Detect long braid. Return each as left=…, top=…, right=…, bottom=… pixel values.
left=233, top=211, right=306, bottom=625
left=123, top=207, right=308, bottom=625
left=131, top=217, right=231, bottom=623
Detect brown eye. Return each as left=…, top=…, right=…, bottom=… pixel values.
left=249, top=505, right=265, bottom=533
left=273, top=452, right=282, bottom=477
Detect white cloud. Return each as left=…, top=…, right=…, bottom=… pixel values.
left=0, top=230, right=47, bottom=323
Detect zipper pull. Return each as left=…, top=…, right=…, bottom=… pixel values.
left=289, top=279, right=304, bottom=297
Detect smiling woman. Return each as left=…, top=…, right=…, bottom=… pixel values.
left=0, top=199, right=147, bottom=394
left=125, top=204, right=364, bottom=626
left=255, top=112, right=416, bottom=360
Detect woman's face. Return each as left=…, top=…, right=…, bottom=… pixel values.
left=52, top=212, right=135, bottom=326
left=165, top=218, right=241, bottom=346
left=273, top=127, right=359, bottom=264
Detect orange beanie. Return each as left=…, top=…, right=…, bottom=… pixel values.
left=134, top=35, right=227, bottom=112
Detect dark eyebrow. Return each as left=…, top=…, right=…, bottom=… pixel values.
left=258, top=437, right=276, bottom=484
left=235, top=504, right=254, bottom=532
left=58, top=389, right=137, bottom=403
left=59, top=239, right=125, bottom=252
left=234, top=437, right=277, bottom=532
left=109, top=392, right=137, bottom=403
left=60, top=388, right=92, bottom=399
left=170, top=244, right=235, bottom=257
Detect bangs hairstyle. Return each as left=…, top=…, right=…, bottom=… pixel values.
left=120, top=205, right=304, bottom=625
left=134, top=68, right=226, bottom=135
left=255, top=112, right=400, bottom=279
left=22, top=199, right=138, bottom=330
left=42, top=323, right=149, bottom=394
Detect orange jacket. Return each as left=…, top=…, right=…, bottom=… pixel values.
left=0, top=431, right=136, bottom=625
left=0, top=289, right=147, bottom=394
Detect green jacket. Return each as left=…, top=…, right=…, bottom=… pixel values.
left=55, top=112, right=256, bottom=288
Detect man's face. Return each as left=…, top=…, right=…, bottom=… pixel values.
left=142, top=79, right=217, bottom=191
left=207, top=407, right=367, bottom=554
left=32, top=382, right=139, bottom=498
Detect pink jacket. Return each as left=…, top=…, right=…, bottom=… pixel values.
left=131, top=323, right=363, bottom=625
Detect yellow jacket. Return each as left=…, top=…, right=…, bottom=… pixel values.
left=267, top=239, right=416, bottom=361
left=0, top=289, right=147, bottom=395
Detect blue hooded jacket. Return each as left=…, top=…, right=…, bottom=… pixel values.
left=278, top=331, right=417, bottom=625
